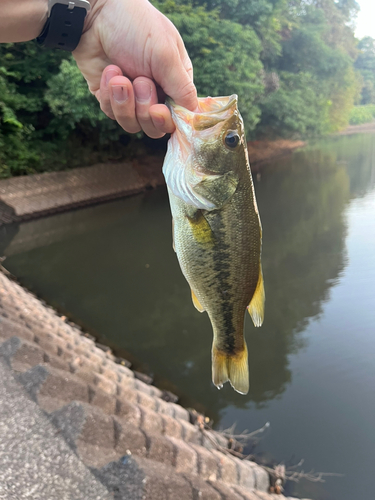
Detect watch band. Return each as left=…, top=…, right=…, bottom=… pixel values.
left=37, top=0, right=91, bottom=51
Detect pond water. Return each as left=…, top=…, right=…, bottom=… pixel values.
left=1, top=132, right=374, bottom=499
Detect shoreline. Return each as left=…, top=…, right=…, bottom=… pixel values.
left=335, top=121, right=375, bottom=135
left=1, top=122, right=374, bottom=226
left=0, top=139, right=305, bottom=226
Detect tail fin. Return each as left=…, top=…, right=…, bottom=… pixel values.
left=212, top=342, right=249, bottom=395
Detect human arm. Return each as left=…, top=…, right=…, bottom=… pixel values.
left=0, top=0, right=47, bottom=42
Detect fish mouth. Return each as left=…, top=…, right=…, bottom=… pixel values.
left=167, top=95, right=238, bottom=132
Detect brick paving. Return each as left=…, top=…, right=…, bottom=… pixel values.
left=0, top=271, right=310, bottom=500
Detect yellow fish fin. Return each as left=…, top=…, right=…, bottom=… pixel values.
left=247, top=266, right=265, bottom=327
left=187, top=210, right=215, bottom=247
left=191, top=289, right=205, bottom=312
left=212, top=342, right=249, bottom=395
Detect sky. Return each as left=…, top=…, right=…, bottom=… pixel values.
left=355, top=0, right=375, bottom=39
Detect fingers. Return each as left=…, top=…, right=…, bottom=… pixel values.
left=99, top=65, right=123, bottom=120
left=132, top=77, right=172, bottom=138
left=149, top=104, right=175, bottom=135
left=98, top=67, right=174, bottom=137
left=108, top=76, right=141, bottom=134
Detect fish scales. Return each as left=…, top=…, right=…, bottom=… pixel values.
left=163, top=95, right=265, bottom=395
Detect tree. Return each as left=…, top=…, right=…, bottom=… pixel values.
left=355, top=37, right=375, bottom=105
left=258, top=0, right=360, bottom=135
left=155, top=1, right=265, bottom=133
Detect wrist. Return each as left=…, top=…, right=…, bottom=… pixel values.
left=82, top=0, right=105, bottom=33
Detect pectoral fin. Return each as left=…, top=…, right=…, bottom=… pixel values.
left=187, top=210, right=215, bottom=247
left=193, top=171, right=239, bottom=209
left=247, top=266, right=265, bottom=327
left=191, top=289, right=205, bottom=312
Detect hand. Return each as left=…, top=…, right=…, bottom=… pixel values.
left=73, top=0, right=198, bottom=138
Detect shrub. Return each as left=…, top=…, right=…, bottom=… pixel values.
left=349, top=105, right=375, bottom=125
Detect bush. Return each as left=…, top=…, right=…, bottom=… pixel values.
left=155, top=1, right=264, bottom=134
left=349, top=105, right=375, bottom=125
left=0, top=66, right=41, bottom=177
left=257, top=72, right=330, bottom=138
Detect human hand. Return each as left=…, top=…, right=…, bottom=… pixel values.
left=73, top=0, right=198, bottom=138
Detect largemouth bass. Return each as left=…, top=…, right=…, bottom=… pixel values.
left=163, top=95, right=264, bottom=395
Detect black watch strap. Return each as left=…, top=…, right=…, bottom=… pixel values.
left=37, top=0, right=91, bottom=51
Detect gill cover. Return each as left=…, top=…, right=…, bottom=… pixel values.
left=163, top=95, right=241, bottom=210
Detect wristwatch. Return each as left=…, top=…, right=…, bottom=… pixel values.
left=37, top=0, right=91, bottom=51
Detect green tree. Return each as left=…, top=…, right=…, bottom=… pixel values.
left=258, top=0, right=360, bottom=135
left=355, top=37, right=375, bottom=105
left=0, top=65, right=40, bottom=177
left=154, top=1, right=264, bottom=133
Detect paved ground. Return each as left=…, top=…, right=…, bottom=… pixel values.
left=0, top=359, right=109, bottom=500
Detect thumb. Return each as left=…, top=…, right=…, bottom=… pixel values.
left=153, top=49, right=198, bottom=111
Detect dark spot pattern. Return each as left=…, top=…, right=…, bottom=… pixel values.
left=211, top=224, right=237, bottom=355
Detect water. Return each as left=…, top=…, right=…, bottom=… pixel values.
left=1, top=133, right=374, bottom=499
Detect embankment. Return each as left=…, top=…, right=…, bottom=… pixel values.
left=0, top=139, right=304, bottom=225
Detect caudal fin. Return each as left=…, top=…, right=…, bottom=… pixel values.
left=212, top=343, right=249, bottom=395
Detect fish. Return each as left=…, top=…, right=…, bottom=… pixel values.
left=162, top=95, right=264, bottom=395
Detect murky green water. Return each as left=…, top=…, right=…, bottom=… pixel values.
left=1, top=133, right=374, bottom=499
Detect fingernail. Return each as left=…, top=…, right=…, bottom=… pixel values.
left=105, top=70, right=118, bottom=86
left=112, top=85, right=128, bottom=104
left=134, top=81, right=152, bottom=103
left=152, top=114, right=165, bottom=127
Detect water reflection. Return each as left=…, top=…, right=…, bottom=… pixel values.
left=1, top=133, right=374, bottom=423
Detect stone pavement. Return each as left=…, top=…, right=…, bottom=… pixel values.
left=0, top=271, right=310, bottom=500
left=0, top=359, right=109, bottom=500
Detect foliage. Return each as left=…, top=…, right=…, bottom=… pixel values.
left=154, top=1, right=264, bottom=133
left=0, top=43, right=127, bottom=177
left=257, top=72, right=330, bottom=137
left=349, top=104, right=375, bottom=125
left=264, top=1, right=360, bottom=134
left=355, top=37, right=375, bottom=105
left=0, top=0, right=371, bottom=176
left=45, top=58, right=122, bottom=143
left=0, top=66, right=40, bottom=178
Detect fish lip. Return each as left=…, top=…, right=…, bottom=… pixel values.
left=168, top=95, right=239, bottom=135
left=167, top=94, right=238, bottom=117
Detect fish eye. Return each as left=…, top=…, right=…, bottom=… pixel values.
left=224, top=131, right=240, bottom=149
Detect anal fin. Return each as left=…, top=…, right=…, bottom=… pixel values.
left=191, top=289, right=205, bottom=312
left=248, top=266, right=265, bottom=327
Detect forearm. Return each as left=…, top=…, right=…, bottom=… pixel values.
left=0, top=0, right=48, bottom=42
